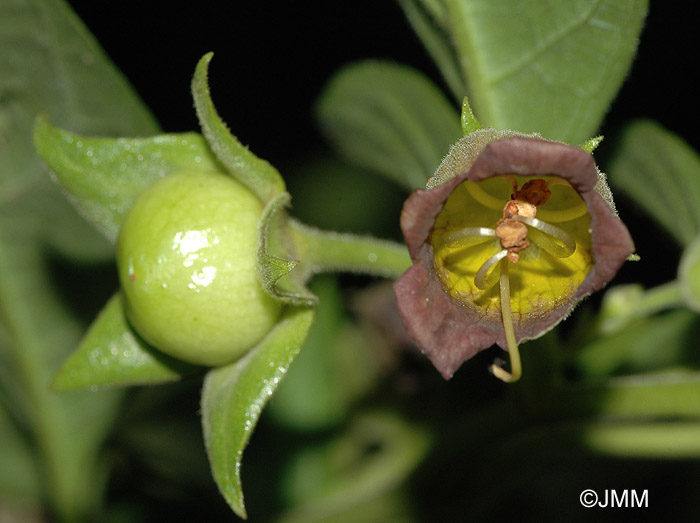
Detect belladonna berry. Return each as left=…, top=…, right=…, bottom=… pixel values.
left=116, top=170, right=281, bottom=366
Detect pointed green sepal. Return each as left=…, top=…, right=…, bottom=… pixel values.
left=201, top=306, right=315, bottom=519
left=192, top=53, right=286, bottom=204
left=52, top=293, right=202, bottom=390
left=461, top=97, right=482, bottom=135
left=258, top=192, right=319, bottom=305
left=33, top=116, right=221, bottom=242
left=581, top=135, right=604, bottom=153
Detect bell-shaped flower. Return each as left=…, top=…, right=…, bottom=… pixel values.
left=394, top=132, right=634, bottom=381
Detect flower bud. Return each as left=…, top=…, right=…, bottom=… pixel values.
left=117, top=170, right=282, bottom=366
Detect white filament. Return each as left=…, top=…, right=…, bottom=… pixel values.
left=444, top=227, right=497, bottom=247
left=474, top=249, right=508, bottom=290
left=536, top=203, right=588, bottom=223
left=512, top=215, right=576, bottom=258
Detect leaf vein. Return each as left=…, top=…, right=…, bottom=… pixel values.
left=487, top=0, right=604, bottom=87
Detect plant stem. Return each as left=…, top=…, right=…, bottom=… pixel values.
left=636, top=280, right=685, bottom=317
left=288, top=219, right=411, bottom=281
left=599, top=280, right=686, bottom=335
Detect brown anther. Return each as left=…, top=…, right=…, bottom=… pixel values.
left=496, top=218, right=529, bottom=263
left=514, top=179, right=551, bottom=206
left=503, top=199, right=537, bottom=219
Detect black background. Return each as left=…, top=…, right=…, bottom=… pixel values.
left=64, top=1, right=700, bottom=165
left=65, top=2, right=431, bottom=168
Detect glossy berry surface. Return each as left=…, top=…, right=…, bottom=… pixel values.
left=116, top=170, right=281, bottom=365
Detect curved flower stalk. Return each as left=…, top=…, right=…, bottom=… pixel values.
left=394, top=132, right=635, bottom=381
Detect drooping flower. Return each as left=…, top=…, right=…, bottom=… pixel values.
left=393, top=130, right=634, bottom=381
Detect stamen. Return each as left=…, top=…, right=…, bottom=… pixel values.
left=545, top=177, right=571, bottom=188
left=465, top=182, right=507, bottom=212
left=511, top=215, right=576, bottom=258
left=474, top=249, right=508, bottom=290
left=538, top=178, right=587, bottom=222
left=444, top=227, right=496, bottom=246
left=536, top=203, right=588, bottom=223
left=490, top=259, right=522, bottom=383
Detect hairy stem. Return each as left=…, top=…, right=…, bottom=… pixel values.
left=288, top=219, right=411, bottom=281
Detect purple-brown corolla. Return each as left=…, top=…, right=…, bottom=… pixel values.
left=394, top=132, right=634, bottom=381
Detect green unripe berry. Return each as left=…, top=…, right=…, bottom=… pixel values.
left=116, top=170, right=281, bottom=366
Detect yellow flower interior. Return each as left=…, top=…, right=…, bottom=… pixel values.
left=432, top=175, right=593, bottom=321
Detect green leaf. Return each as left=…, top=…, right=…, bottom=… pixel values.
left=34, top=118, right=221, bottom=243
left=555, top=370, right=700, bottom=421
left=317, top=61, right=462, bottom=191
left=53, top=293, right=202, bottom=390
left=444, top=0, right=648, bottom=143
left=584, top=420, right=700, bottom=458
left=0, top=403, right=40, bottom=505
left=609, top=120, right=700, bottom=246
left=201, top=306, right=315, bottom=519
left=192, top=53, right=286, bottom=203
left=597, top=281, right=685, bottom=335
left=1, top=0, right=159, bottom=518
left=0, top=232, right=123, bottom=520
left=574, top=309, right=697, bottom=379
left=2, top=0, right=159, bottom=260
left=396, top=0, right=466, bottom=101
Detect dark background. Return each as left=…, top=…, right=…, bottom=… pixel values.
left=65, top=1, right=699, bottom=165
left=65, top=2, right=431, bottom=168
